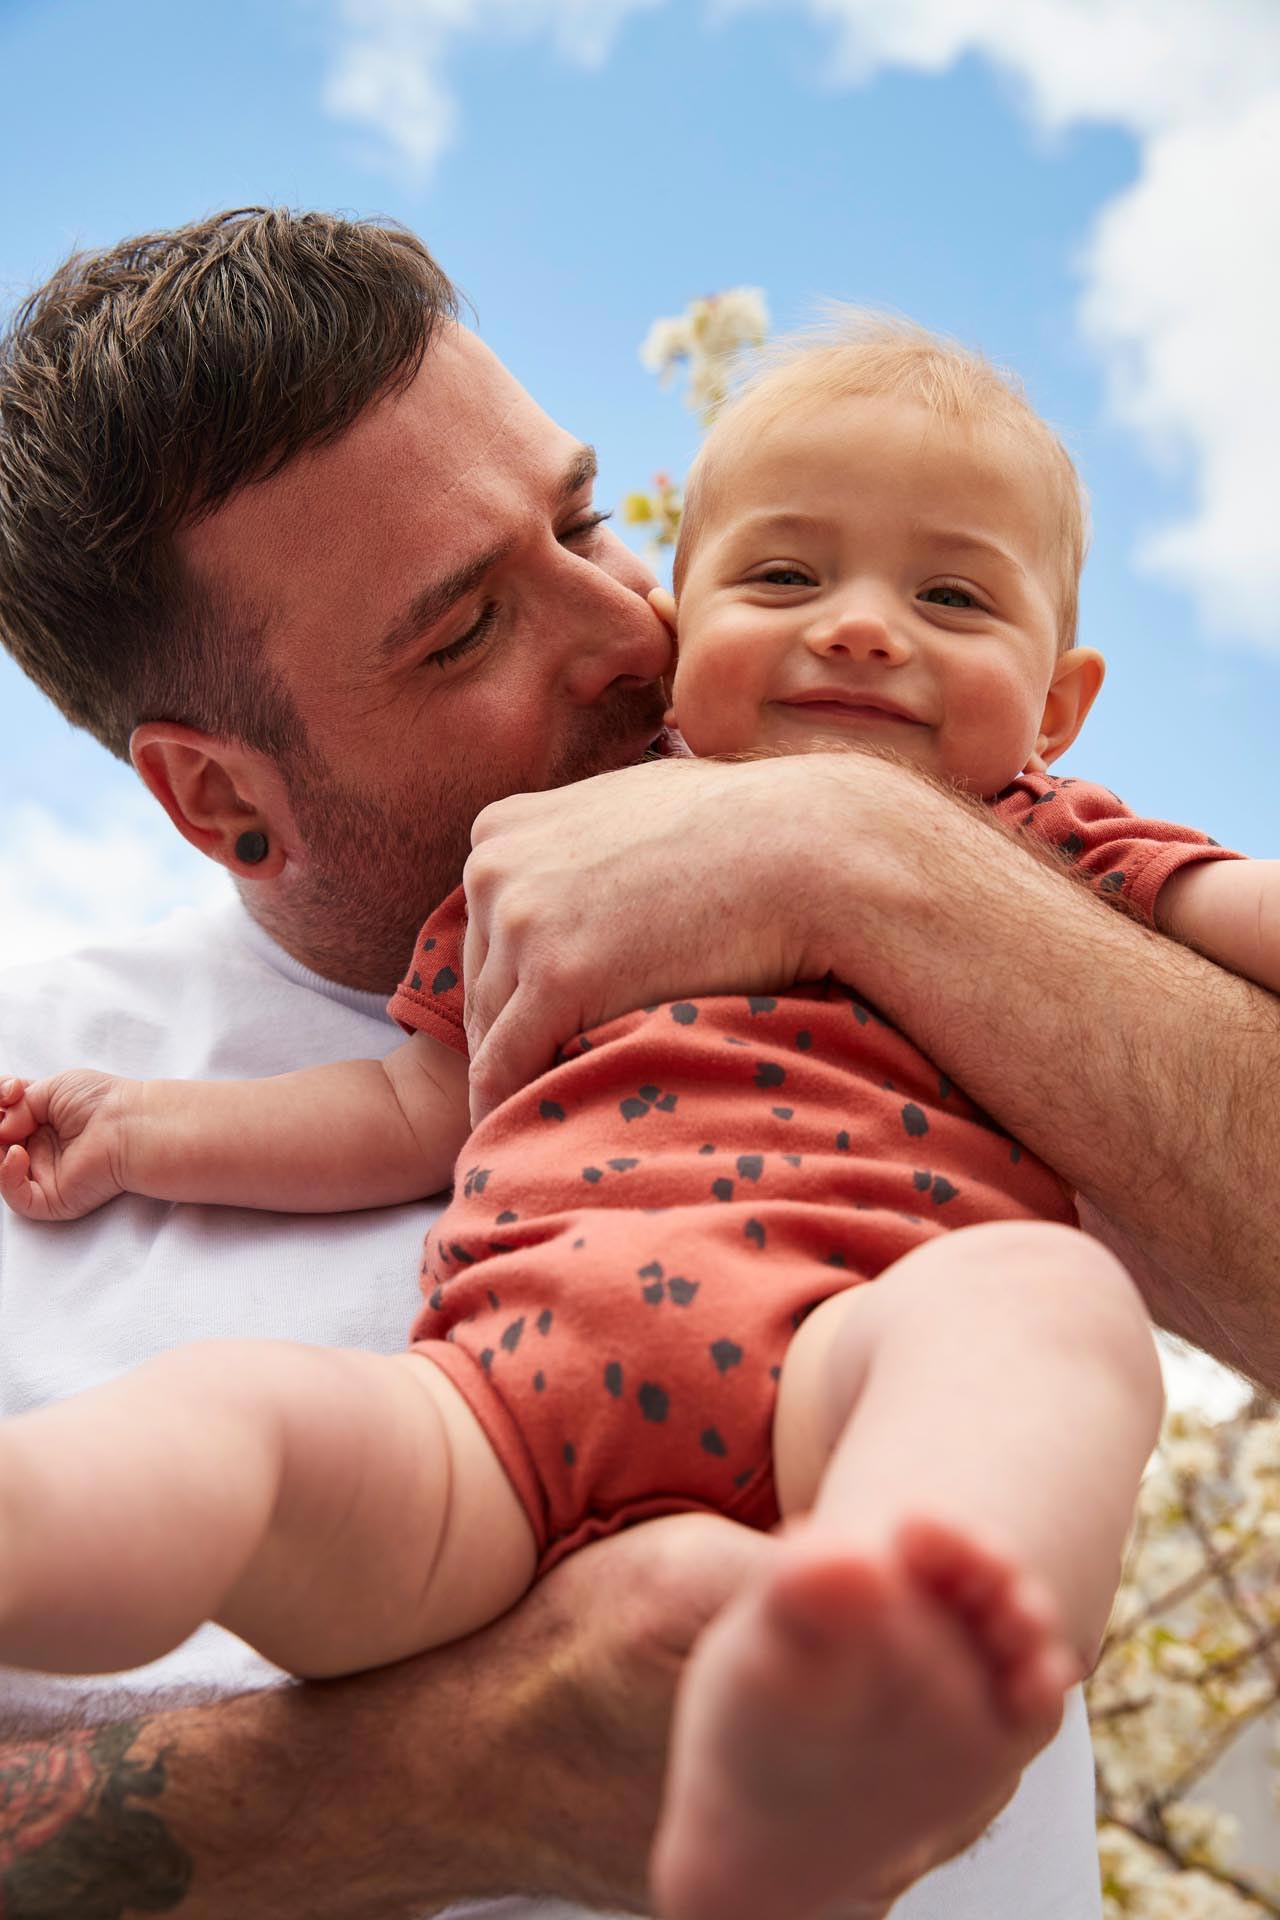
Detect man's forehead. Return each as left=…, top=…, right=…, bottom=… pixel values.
left=177, top=325, right=575, bottom=605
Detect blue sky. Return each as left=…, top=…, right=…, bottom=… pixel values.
left=2, top=0, right=1278, bottom=965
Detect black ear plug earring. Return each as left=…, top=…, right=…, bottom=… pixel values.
left=235, top=830, right=269, bottom=866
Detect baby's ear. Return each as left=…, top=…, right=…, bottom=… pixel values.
left=1035, top=647, right=1105, bottom=770
left=648, top=588, right=679, bottom=725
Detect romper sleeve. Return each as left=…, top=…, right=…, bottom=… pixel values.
left=992, top=773, right=1245, bottom=928
left=386, top=885, right=470, bottom=1058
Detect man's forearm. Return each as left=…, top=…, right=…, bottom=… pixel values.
left=0, top=1674, right=492, bottom=1920
left=0, top=1514, right=775, bottom=1919
left=797, top=756, right=1280, bottom=1384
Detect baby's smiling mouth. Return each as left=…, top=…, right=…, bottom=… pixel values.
left=776, top=691, right=926, bottom=725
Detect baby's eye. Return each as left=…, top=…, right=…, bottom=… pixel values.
left=755, top=566, right=814, bottom=588
left=919, top=584, right=978, bottom=609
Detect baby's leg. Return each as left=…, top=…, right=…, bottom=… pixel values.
left=0, top=1341, right=536, bottom=1677
left=653, top=1221, right=1162, bottom=1920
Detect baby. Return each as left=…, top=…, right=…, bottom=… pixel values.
left=0, top=315, right=1269, bottom=1920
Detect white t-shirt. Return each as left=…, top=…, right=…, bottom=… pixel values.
left=0, top=899, right=1101, bottom=1918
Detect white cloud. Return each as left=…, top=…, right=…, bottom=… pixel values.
left=720, top=0, right=1280, bottom=648
left=324, top=0, right=664, bottom=180
left=0, top=799, right=229, bottom=973
left=1080, top=95, right=1280, bottom=642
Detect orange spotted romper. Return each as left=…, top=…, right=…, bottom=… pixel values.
left=388, top=774, right=1237, bottom=1573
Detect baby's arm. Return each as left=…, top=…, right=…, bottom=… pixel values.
left=0, top=1035, right=470, bottom=1223
left=1157, top=860, right=1280, bottom=995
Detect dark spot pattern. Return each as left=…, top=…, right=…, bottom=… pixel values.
left=638, top=1383, right=669, bottom=1423
left=540, top=1100, right=567, bottom=1123
left=672, top=1003, right=699, bottom=1025
left=604, top=1362, right=623, bottom=1398
left=710, top=1339, right=743, bottom=1373
left=902, top=1103, right=928, bottom=1138
left=432, top=965, right=458, bottom=995
left=701, top=1428, right=727, bottom=1456
left=744, top=1219, right=765, bottom=1250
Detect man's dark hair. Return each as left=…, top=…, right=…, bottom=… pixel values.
left=0, top=207, right=461, bottom=763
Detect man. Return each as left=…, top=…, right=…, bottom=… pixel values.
left=0, top=207, right=1273, bottom=1919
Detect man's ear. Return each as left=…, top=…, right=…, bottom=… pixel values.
left=1032, top=648, right=1105, bottom=772
left=648, top=587, right=679, bottom=727
left=130, top=722, right=296, bottom=878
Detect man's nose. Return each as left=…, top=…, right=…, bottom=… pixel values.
left=804, top=598, right=910, bottom=666
left=559, top=551, right=674, bottom=702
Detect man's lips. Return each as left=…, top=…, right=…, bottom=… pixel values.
left=777, top=691, right=926, bottom=724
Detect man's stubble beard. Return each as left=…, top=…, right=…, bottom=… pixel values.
left=258, top=681, right=666, bottom=994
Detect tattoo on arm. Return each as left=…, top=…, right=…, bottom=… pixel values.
left=0, top=1722, right=191, bottom=1918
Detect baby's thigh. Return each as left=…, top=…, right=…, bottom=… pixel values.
left=221, top=1345, right=536, bottom=1673
left=772, top=1220, right=1135, bottom=1515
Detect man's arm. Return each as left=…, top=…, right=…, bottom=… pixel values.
left=460, top=752, right=1280, bottom=1387
left=0, top=1515, right=778, bottom=1920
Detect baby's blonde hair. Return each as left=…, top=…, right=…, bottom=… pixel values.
left=673, top=309, right=1090, bottom=651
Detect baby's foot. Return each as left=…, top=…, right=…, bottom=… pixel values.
left=650, top=1522, right=1078, bottom=1920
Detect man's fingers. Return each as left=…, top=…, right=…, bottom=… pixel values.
left=462, top=927, right=517, bottom=1066
left=468, top=986, right=560, bottom=1125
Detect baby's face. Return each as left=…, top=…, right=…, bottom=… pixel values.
left=671, top=395, right=1069, bottom=796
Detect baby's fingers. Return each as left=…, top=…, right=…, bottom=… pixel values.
left=0, top=1078, right=38, bottom=1145
left=0, top=1144, right=51, bottom=1222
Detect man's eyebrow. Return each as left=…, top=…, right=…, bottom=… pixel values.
left=375, top=446, right=599, bottom=664
left=559, top=442, right=598, bottom=505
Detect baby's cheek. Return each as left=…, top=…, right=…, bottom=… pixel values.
left=668, top=656, right=748, bottom=757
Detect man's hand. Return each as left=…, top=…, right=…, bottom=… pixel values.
left=0, top=1069, right=132, bottom=1221
left=461, top=756, right=830, bottom=1120
left=447, top=1512, right=779, bottom=1912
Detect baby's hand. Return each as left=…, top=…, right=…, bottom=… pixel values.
left=0, top=1070, right=134, bottom=1222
